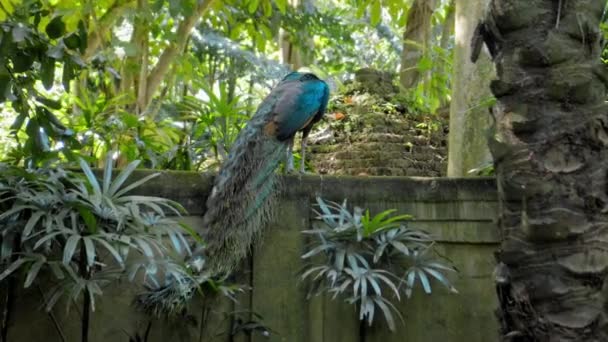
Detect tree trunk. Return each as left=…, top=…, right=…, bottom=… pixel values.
left=134, top=0, right=149, bottom=115
left=279, top=0, right=314, bottom=70
left=439, top=1, right=454, bottom=51
left=446, top=0, right=494, bottom=176
left=474, top=0, right=608, bottom=340
left=399, top=0, right=436, bottom=89
left=144, top=0, right=215, bottom=111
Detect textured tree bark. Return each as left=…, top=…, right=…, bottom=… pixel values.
left=83, top=0, right=135, bottom=61
left=439, top=1, right=455, bottom=52
left=447, top=0, right=494, bottom=176
left=474, top=0, right=608, bottom=340
left=399, top=0, right=436, bottom=89
left=279, top=0, right=314, bottom=70
left=144, top=0, right=215, bottom=111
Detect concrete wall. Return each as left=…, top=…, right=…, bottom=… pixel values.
left=4, top=173, right=500, bottom=342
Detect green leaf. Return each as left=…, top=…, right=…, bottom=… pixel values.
left=107, top=160, right=141, bottom=196
left=24, top=259, right=45, bottom=288
left=12, top=51, right=34, bottom=72
left=36, top=97, right=62, bottom=110
left=370, top=1, right=382, bottom=26
left=248, top=0, right=260, bottom=13
left=417, top=269, right=431, bottom=294
left=102, top=153, right=113, bottom=194
left=78, top=158, right=102, bottom=197
left=33, top=231, right=64, bottom=250
left=417, top=55, right=433, bottom=72
left=62, top=59, right=74, bottom=91
left=63, top=33, right=80, bottom=50
left=91, top=237, right=124, bottom=267
left=78, top=207, right=97, bottom=234
left=63, top=234, right=80, bottom=265
left=77, top=20, right=87, bottom=54
left=113, top=172, right=160, bottom=198
left=152, top=0, right=164, bottom=11
left=46, top=16, right=66, bottom=39
left=0, top=258, right=26, bottom=282
left=275, top=0, right=286, bottom=14
left=83, top=236, right=95, bottom=267
left=22, top=211, right=44, bottom=239
left=423, top=267, right=458, bottom=294
left=0, top=74, right=11, bottom=103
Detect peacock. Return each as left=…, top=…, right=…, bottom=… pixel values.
left=202, top=71, right=330, bottom=277
left=136, top=72, right=329, bottom=316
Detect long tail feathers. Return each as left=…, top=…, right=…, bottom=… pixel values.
left=202, top=117, right=286, bottom=277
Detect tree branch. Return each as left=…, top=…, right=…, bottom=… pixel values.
left=83, top=0, right=135, bottom=61
left=135, top=0, right=149, bottom=114
left=144, top=0, right=215, bottom=112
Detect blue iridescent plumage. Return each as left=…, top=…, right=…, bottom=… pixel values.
left=202, top=72, right=330, bottom=276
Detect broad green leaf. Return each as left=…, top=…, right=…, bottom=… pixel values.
left=275, top=0, right=286, bottom=14
left=248, top=0, right=260, bottom=14
left=63, top=33, right=80, bottom=50
left=370, top=1, right=382, bottom=26
left=417, top=55, right=433, bottom=72
left=46, top=16, right=66, bottom=39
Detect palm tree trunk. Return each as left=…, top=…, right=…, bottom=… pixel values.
left=474, top=0, right=608, bottom=340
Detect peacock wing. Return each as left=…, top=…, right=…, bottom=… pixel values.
left=269, top=80, right=328, bottom=141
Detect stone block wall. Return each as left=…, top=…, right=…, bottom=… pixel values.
left=4, top=172, right=500, bottom=342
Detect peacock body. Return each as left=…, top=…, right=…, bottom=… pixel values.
left=202, top=71, right=330, bottom=277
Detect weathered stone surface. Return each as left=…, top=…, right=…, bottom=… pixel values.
left=4, top=173, right=500, bottom=342
left=308, top=93, right=448, bottom=177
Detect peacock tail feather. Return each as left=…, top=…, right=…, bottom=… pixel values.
left=201, top=96, right=287, bottom=277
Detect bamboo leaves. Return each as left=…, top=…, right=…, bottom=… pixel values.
left=301, top=197, right=457, bottom=331
left=0, top=158, right=196, bottom=313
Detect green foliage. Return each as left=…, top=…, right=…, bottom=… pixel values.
left=301, top=197, right=457, bottom=331
left=0, top=154, right=194, bottom=312
left=0, top=2, right=86, bottom=165
left=0, top=0, right=456, bottom=172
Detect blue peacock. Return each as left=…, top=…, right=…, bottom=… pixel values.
left=203, top=71, right=330, bottom=277
left=137, top=72, right=329, bottom=315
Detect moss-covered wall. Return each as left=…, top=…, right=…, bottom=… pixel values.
left=4, top=173, right=500, bottom=342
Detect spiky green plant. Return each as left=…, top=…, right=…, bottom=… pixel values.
left=301, top=197, right=458, bottom=331
left=0, top=154, right=195, bottom=342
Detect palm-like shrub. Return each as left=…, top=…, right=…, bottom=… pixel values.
left=301, top=197, right=458, bottom=331
left=0, top=156, right=196, bottom=341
